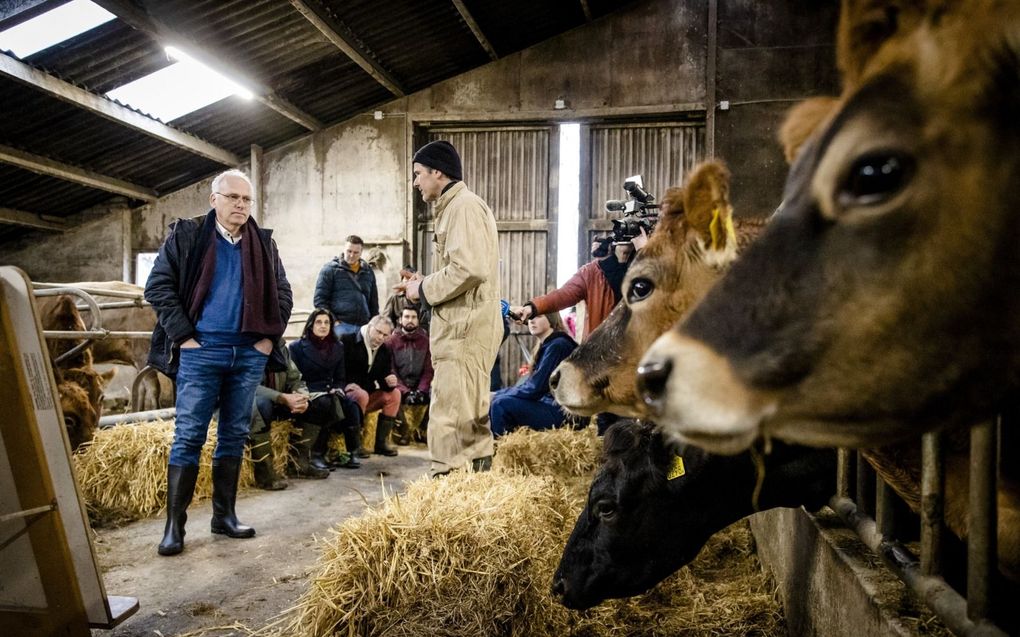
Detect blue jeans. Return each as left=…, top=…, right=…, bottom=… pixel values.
left=170, top=344, right=269, bottom=466
left=489, top=393, right=565, bottom=437
left=333, top=322, right=360, bottom=338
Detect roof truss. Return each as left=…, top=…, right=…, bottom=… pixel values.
left=0, top=143, right=158, bottom=201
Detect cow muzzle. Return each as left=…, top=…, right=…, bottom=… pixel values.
left=638, top=331, right=777, bottom=455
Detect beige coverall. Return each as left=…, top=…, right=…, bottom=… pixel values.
left=420, top=181, right=502, bottom=475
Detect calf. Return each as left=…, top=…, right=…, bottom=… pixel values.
left=550, top=161, right=764, bottom=418
left=551, top=419, right=835, bottom=609
left=638, top=0, right=1020, bottom=452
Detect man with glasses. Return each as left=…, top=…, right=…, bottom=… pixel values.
left=341, top=315, right=401, bottom=457
left=145, top=169, right=292, bottom=556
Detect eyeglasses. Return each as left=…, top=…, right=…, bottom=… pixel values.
left=215, top=192, right=255, bottom=206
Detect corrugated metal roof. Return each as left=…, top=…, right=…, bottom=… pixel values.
left=0, top=0, right=637, bottom=242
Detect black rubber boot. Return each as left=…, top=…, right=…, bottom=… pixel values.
left=290, top=423, right=329, bottom=478
left=157, top=464, right=199, bottom=556
left=210, top=457, right=255, bottom=538
left=250, top=430, right=287, bottom=490
left=471, top=455, right=493, bottom=472
left=394, top=409, right=412, bottom=446
left=339, top=426, right=362, bottom=468
left=374, top=415, right=399, bottom=456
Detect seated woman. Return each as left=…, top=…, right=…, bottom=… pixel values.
left=288, top=309, right=363, bottom=470
left=490, top=311, right=577, bottom=436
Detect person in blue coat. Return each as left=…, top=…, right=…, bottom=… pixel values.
left=489, top=311, right=577, bottom=436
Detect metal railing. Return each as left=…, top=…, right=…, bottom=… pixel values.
left=831, top=419, right=1010, bottom=636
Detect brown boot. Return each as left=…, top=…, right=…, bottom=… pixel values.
left=250, top=430, right=287, bottom=490
left=289, top=423, right=329, bottom=479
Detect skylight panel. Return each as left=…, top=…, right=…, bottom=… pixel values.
left=105, top=46, right=253, bottom=123
left=0, top=0, right=115, bottom=58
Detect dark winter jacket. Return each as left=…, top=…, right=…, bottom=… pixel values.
left=313, top=258, right=379, bottom=327
left=499, top=331, right=577, bottom=404
left=386, top=327, right=433, bottom=393
left=144, top=210, right=293, bottom=377
left=289, top=338, right=346, bottom=394
left=342, top=329, right=394, bottom=393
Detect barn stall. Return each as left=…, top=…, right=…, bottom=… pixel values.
left=0, top=0, right=1014, bottom=635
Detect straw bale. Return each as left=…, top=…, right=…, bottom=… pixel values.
left=492, top=426, right=602, bottom=483
left=72, top=419, right=260, bottom=526
left=285, top=471, right=582, bottom=637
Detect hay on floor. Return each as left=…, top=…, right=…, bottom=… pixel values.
left=285, top=471, right=581, bottom=637
left=73, top=418, right=293, bottom=526
left=278, top=426, right=785, bottom=637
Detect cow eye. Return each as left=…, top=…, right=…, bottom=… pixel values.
left=627, top=278, right=654, bottom=303
left=838, top=153, right=914, bottom=208
left=592, top=500, right=617, bottom=521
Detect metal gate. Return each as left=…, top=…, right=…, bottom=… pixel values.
left=417, top=126, right=557, bottom=387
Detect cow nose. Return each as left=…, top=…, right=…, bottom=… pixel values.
left=636, top=357, right=672, bottom=414
left=549, top=368, right=560, bottom=391
left=551, top=576, right=566, bottom=599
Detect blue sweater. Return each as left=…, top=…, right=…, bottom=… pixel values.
left=501, top=331, right=577, bottom=402
left=195, top=235, right=250, bottom=345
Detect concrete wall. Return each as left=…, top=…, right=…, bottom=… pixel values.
left=1, top=0, right=840, bottom=308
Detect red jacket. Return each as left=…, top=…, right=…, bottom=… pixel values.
left=530, top=260, right=617, bottom=340
left=386, top=327, right=434, bottom=393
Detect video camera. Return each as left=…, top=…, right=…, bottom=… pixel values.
left=604, top=174, right=659, bottom=245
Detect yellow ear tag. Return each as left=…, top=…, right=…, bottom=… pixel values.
left=708, top=207, right=736, bottom=251
left=667, top=455, right=686, bottom=480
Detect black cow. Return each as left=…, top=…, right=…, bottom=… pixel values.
left=551, top=419, right=836, bottom=609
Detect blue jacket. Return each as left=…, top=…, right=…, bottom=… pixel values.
left=500, top=331, right=577, bottom=404
left=313, top=258, right=379, bottom=326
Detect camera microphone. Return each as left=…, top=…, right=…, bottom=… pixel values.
left=605, top=200, right=628, bottom=212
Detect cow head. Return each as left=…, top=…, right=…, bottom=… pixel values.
left=551, top=161, right=762, bottom=417
left=550, top=420, right=835, bottom=609
left=56, top=366, right=112, bottom=450
left=638, top=0, right=1020, bottom=452
left=40, top=295, right=93, bottom=368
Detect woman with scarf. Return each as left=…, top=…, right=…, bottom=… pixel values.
left=288, top=309, right=363, bottom=470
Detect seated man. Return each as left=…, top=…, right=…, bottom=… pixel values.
left=489, top=311, right=577, bottom=436
left=386, top=305, right=434, bottom=445
left=342, top=315, right=400, bottom=457
left=249, top=339, right=329, bottom=490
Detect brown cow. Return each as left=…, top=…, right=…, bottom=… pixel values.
left=639, top=0, right=1020, bottom=452
left=550, top=160, right=764, bottom=418
left=38, top=295, right=112, bottom=450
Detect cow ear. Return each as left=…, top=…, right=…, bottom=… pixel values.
left=99, top=368, right=116, bottom=388
left=682, top=160, right=736, bottom=267
left=836, top=0, right=929, bottom=89
left=779, top=96, right=840, bottom=164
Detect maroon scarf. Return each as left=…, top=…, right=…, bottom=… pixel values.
left=187, top=212, right=285, bottom=337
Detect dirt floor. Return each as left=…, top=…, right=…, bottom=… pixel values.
left=91, top=445, right=433, bottom=637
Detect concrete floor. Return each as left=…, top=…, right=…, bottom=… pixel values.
left=92, top=445, right=432, bottom=637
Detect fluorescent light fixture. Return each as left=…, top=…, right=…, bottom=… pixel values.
left=106, top=46, right=254, bottom=122
left=0, top=0, right=115, bottom=58
left=556, top=123, right=581, bottom=287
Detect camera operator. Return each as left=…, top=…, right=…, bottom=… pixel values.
left=510, top=227, right=646, bottom=341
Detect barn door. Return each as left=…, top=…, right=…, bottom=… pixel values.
left=416, top=126, right=557, bottom=387
left=580, top=122, right=706, bottom=263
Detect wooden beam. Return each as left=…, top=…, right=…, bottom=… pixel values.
left=450, top=0, right=498, bottom=60
left=0, top=53, right=241, bottom=166
left=250, top=143, right=263, bottom=225
left=288, top=0, right=405, bottom=97
left=0, top=144, right=158, bottom=201
left=92, top=0, right=323, bottom=131
left=579, top=0, right=593, bottom=22
left=0, top=206, right=67, bottom=232
left=0, top=0, right=67, bottom=30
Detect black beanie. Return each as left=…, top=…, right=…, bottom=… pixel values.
left=412, top=140, right=462, bottom=181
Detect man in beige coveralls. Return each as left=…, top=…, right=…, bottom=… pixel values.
left=401, top=140, right=503, bottom=476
